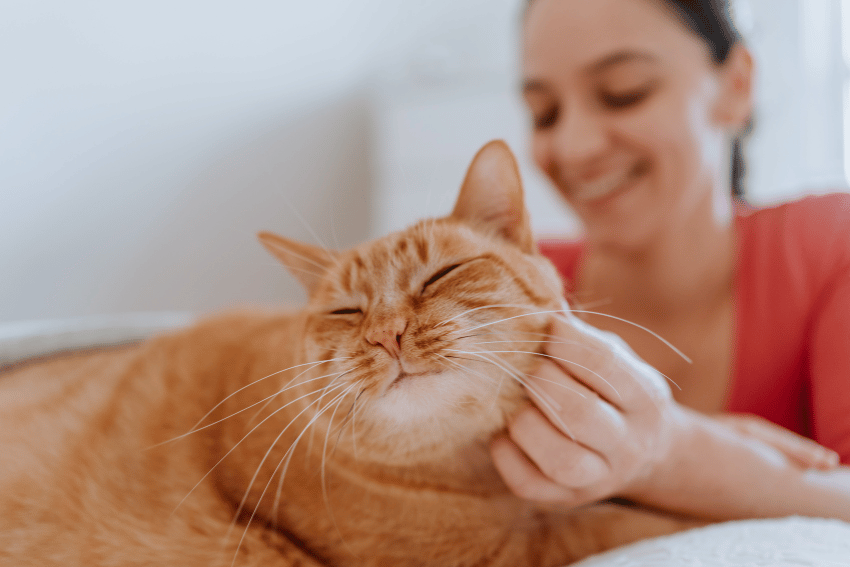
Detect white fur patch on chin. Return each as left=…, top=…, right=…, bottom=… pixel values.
left=372, top=372, right=491, bottom=426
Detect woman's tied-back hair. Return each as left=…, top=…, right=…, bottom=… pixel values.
left=659, top=0, right=748, bottom=199
left=523, top=0, right=750, bottom=200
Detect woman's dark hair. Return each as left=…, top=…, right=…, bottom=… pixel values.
left=659, top=0, right=748, bottom=199
left=525, top=0, right=750, bottom=199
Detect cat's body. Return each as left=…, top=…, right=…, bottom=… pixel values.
left=0, top=142, right=693, bottom=566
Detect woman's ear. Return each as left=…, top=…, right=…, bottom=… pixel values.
left=713, top=43, right=754, bottom=130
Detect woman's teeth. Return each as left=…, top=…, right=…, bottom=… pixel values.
left=573, top=168, right=634, bottom=202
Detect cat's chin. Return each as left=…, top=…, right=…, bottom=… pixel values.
left=347, top=373, right=526, bottom=465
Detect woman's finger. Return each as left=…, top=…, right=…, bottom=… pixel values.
left=490, top=434, right=588, bottom=504
left=544, top=312, right=671, bottom=411
left=507, top=404, right=609, bottom=489
left=717, top=414, right=840, bottom=471
left=526, top=360, right=628, bottom=455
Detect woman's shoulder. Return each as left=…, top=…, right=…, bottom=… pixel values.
left=739, top=192, right=850, bottom=234
left=735, top=193, right=850, bottom=327
left=738, top=192, right=850, bottom=260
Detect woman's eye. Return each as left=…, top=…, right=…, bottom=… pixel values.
left=532, top=107, right=558, bottom=130
left=600, top=86, right=653, bottom=109
left=330, top=308, right=362, bottom=315
left=421, top=263, right=462, bottom=292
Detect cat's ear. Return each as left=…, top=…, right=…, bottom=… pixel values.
left=450, top=140, right=534, bottom=253
left=258, top=231, right=338, bottom=292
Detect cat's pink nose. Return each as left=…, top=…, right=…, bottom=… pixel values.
left=365, top=316, right=408, bottom=359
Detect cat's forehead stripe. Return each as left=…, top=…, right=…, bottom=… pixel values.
left=395, top=238, right=409, bottom=255
left=341, top=261, right=355, bottom=294
left=414, top=234, right=429, bottom=264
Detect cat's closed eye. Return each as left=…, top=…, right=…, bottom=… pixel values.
left=330, top=308, right=363, bottom=315
left=421, top=263, right=463, bottom=293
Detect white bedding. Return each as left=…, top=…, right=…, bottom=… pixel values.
left=572, top=516, right=850, bottom=566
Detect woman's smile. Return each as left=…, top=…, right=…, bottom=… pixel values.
left=566, top=159, right=650, bottom=206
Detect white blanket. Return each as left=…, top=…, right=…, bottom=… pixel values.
left=572, top=516, right=850, bottom=566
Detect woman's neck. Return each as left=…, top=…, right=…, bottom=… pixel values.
left=579, top=193, right=736, bottom=320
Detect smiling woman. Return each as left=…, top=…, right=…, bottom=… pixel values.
left=522, top=0, right=749, bottom=250
left=489, top=0, right=850, bottom=526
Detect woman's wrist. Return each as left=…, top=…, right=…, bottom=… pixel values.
left=620, top=402, right=697, bottom=510
left=619, top=406, right=766, bottom=519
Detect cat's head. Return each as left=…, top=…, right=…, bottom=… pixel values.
left=259, top=141, right=564, bottom=464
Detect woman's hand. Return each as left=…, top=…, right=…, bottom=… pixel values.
left=491, top=311, right=682, bottom=507
left=491, top=310, right=840, bottom=511
left=713, top=413, right=838, bottom=470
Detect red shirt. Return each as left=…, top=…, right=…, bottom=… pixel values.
left=538, top=193, right=850, bottom=463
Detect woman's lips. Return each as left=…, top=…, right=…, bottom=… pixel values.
left=568, top=161, right=648, bottom=205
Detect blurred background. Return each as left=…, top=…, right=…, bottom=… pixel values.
left=2, top=0, right=849, bottom=323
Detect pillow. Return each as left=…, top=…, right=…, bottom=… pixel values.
left=0, top=312, right=193, bottom=368
left=571, top=516, right=850, bottom=567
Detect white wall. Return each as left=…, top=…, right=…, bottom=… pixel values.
left=745, top=0, right=847, bottom=200
left=2, top=0, right=847, bottom=324
left=0, top=0, right=394, bottom=322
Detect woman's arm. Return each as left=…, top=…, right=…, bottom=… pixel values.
left=491, top=312, right=850, bottom=521
left=623, top=406, right=850, bottom=521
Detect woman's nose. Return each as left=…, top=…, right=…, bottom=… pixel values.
left=552, top=104, right=608, bottom=167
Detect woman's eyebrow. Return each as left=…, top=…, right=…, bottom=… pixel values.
left=522, top=50, right=659, bottom=92
left=588, top=50, right=658, bottom=73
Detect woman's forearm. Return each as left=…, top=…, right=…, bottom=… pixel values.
left=629, top=407, right=850, bottom=521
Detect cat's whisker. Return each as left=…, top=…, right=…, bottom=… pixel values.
left=306, top=364, right=354, bottom=456
left=349, top=388, right=364, bottom=460
left=467, top=338, right=601, bottom=348
left=225, top=379, right=354, bottom=535
left=245, top=360, right=356, bottom=429
left=228, top=382, right=355, bottom=567
left=436, top=354, right=505, bottom=410
left=447, top=307, right=691, bottom=367
left=149, top=367, right=351, bottom=448
left=445, top=348, right=587, bottom=399
left=452, top=333, right=492, bottom=341
left=277, top=262, right=326, bottom=280
left=222, top=388, right=340, bottom=548
left=320, top=385, right=360, bottom=558
left=443, top=354, right=485, bottom=364
left=172, top=370, right=357, bottom=518
left=478, top=330, right=680, bottom=391
left=275, top=193, right=342, bottom=269
left=449, top=349, right=577, bottom=441
left=452, top=308, right=569, bottom=334
left=451, top=313, right=686, bottom=393
left=270, top=366, right=362, bottom=519
left=467, top=349, right=620, bottom=402
left=271, top=382, right=360, bottom=526
left=330, top=385, right=365, bottom=457
left=557, top=311, right=692, bottom=364
left=184, top=358, right=348, bottom=436
left=435, top=303, right=546, bottom=328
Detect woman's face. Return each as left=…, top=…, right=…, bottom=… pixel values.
left=522, top=0, right=751, bottom=248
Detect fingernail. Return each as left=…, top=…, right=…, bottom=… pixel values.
left=819, top=449, right=840, bottom=468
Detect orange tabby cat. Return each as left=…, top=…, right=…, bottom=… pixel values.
left=0, top=141, right=692, bottom=566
